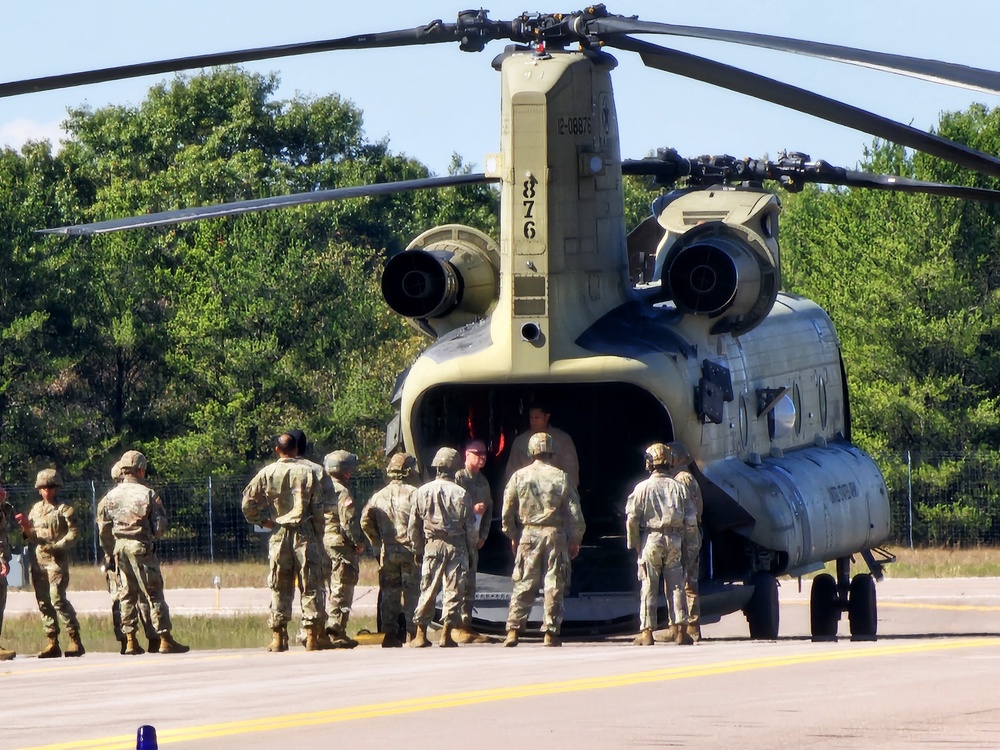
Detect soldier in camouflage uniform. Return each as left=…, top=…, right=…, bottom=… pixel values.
left=408, top=447, right=476, bottom=648
left=17, top=469, right=84, bottom=658
left=454, top=440, right=493, bottom=644
left=626, top=442, right=697, bottom=646
left=0, top=483, right=15, bottom=660
left=242, top=433, right=328, bottom=651
left=97, top=450, right=189, bottom=655
left=105, top=460, right=159, bottom=654
left=671, top=441, right=704, bottom=642
left=323, top=449, right=364, bottom=649
left=502, top=432, right=585, bottom=647
left=361, top=452, right=419, bottom=648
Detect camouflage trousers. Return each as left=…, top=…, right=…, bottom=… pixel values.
left=269, top=525, right=324, bottom=630
left=0, top=573, right=6, bottom=637
left=106, top=566, right=156, bottom=645
left=378, top=545, right=419, bottom=637
left=461, top=544, right=480, bottom=626
left=638, top=529, right=688, bottom=631
left=506, top=526, right=569, bottom=635
left=683, top=526, right=703, bottom=623
left=414, top=537, right=468, bottom=629
left=114, top=538, right=173, bottom=634
left=29, top=547, right=80, bottom=637
left=326, top=544, right=359, bottom=635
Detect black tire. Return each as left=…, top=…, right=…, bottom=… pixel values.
left=848, top=573, right=878, bottom=640
left=810, top=573, right=840, bottom=640
left=744, top=572, right=780, bottom=639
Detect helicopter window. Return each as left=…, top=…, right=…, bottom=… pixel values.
left=770, top=393, right=796, bottom=442
left=819, top=376, right=828, bottom=429
left=792, top=383, right=803, bottom=435
left=738, top=395, right=749, bottom=448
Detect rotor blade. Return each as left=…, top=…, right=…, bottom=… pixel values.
left=0, top=21, right=469, bottom=98
left=611, top=36, right=1000, bottom=179
left=40, top=173, right=497, bottom=236
left=831, top=171, right=1000, bottom=202
left=590, top=17, right=1000, bottom=95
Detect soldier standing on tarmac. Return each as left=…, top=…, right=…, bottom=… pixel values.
left=18, top=469, right=85, bottom=658
left=501, top=432, right=585, bottom=648
left=323, top=450, right=364, bottom=649
left=361, top=452, right=420, bottom=648
left=408, top=447, right=476, bottom=648
left=97, top=450, right=189, bottom=655
left=671, top=441, right=704, bottom=642
left=0, top=483, right=15, bottom=661
left=626, top=443, right=696, bottom=646
left=454, top=440, right=493, bottom=644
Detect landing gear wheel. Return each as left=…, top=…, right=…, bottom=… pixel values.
left=848, top=573, right=878, bottom=641
left=744, top=572, right=779, bottom=640
left=810, top=573, right=840, bottom=641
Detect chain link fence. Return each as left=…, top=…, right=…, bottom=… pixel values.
left=3, top=451, right=998, bottom=564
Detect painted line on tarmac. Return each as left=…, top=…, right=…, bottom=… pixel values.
left=17, top=638, right=1000, bottom=750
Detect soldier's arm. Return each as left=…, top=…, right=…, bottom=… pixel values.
left=50, top=506, right=80, bottom=551
left=625, top=492, right=640, bottom=551
left=460, top=489, right=478, bottom=550
left=565, top=482, right=586, bottom=551
left=478, top=485, right=494, bottom=545
left=96, top=499, right=115, bottom=558
left=407, top=502, right=424, bottom=560
left=340, top=491, right=364, bottom=552
left=0, top=499, right=10, bottom=564
left=151, top=492, right=169, bottom=539
left=309, top=478, right=325, bottom=538
left=360, top=503, right=381, bottom=550
left=501, top=478, right=521, bottom=550
left=241, top=475, right=269, bottom=527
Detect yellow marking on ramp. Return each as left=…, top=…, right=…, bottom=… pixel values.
left=18, top=639, right=1000, bottom=750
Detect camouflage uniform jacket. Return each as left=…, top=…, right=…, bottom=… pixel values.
left=502, top=461, right=585, bottom=546
left=324, top=478, right=360, bottom=548
left=407, top=478, right=475, bottom=558
left=298, top=457, right=335, bottom=514
left=0, top=498, right=10, bottom=563
left=455, top=468, right=493, bottom=544
left=241, top=457, right=324, bottom=535
left=25, top=500, right=79, bottom=553
left=361, top=480, right=417, bottom=554
left=673, top=469, right=703, bottom=522
left=97, top=476, right=168, bottom=557
left=504, top=426, right=580, bottom=487
left=625, top=472, right=696, bottom=550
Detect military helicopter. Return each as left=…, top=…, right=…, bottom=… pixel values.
left=7, top=6, right=1000, bottom=641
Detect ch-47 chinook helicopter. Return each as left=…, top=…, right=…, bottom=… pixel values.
left=8, top=6, right=1000, bottom=641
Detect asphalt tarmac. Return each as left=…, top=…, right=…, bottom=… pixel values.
left=5, top=578, right=1000, bottom=750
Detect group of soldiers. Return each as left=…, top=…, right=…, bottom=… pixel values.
left=0, top=449, right=189, bottom=660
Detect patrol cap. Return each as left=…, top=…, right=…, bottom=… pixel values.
left=119, top=450, right=147, bottom=472
left=431, top=447, right=459, bottom=471
left=528, top=432, right=553, bottom=457
left=386, top=452, right=416, bottom=477
left=35, top=468, right=63, bottom=488
left=324, top=450, right=358, bottom=474
left=465, top=440, right=487, bottom=456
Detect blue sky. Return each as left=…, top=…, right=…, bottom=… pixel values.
left=1, top=0, right=998, bottom=176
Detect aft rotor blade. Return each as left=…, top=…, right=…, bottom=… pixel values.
left=833, top=171, right=1000, bottom=202
left=0, top=22, right=467, bottom=98
left=590, top=17, right=1000, bottom=95
left=40, top=173, right=497, bottom=236
left=613, top=36, right=1000, bottom=179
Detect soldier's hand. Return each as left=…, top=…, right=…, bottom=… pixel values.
left=569, top=544, right=580, bottom=560
left=0, top=486, right=6, bottom=502
left=476, top=539, right=485, bottom=550
left=510, top=540, right=518, bottom=556
left=473, top=502, right=486, bottom=516
left=262, top=520, right=275, bottom=530
left=355, top=543, right=365, bottom=555
left=0, top=559, right=8, bottom=578
left=15, top=512, right=29, bottom=534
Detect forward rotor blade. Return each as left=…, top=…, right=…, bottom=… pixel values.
left=40, top=173, right=497, bottom=236
left=612, top=36, right=1000, bottom=179
left=832, top=171, right=1000, bottom=202
left=590, top=17, right=1000, bottom=95
left=0, top=21, right=466, bottom=98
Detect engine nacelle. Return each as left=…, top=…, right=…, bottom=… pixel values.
left=653, top=187, right=780, bottom=336
left=381, top=224, right=500, bottom=338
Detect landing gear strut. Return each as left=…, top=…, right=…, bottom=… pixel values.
left=809, top=555, right=879, bottom=642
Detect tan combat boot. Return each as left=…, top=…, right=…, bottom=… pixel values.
left=0, top=643, right=16, bottom=661
left=451, top=626, right=474, bottom=644
left=326, top=627, right=358, bottom=649
left=304, top=626, right=321, bottom=651
left=64, top=631, right=86, bottom=657
left=159, top=631, right=190, bottom=654
left=543, top=631, right=562, bottom=647
left=675, top=624, right=694, bottom=646
left=123, top=632, right=145, bottom=655
left=381, top=632, right=403, bottom=648
left=410, top=624, right=431, bottom=648
left=37, top=635, right=61, bottom=659
left=633, top=629, right=654, bottom=646
left=439, top=624, right=458, bottom=648
left=503, top=630, right=519, bottom=648
left=267, top=626, right=288, bottom=652
left=315, top=628, right=337, bottom=650
left=654, top=625, right=677, bottom=643
left=686, top=621, right=702, bottom=642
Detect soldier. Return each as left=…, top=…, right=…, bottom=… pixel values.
left=671, top=441, right=704, bottom=642
left=97, top=450, right=189, bottom=655
left=17, top=469, right=84, bottom=658
left=408, top=447, right=476, bottom=648
left=626, top=442, right=697, bottom=646
left=501, top=432, right=585, bottom=647
left=454, top=439, right=492, bottom=643
left=242, top=433, right=328, bottom=651
left=323, top=449, right=364, bottom=649
left=0, top=483, right=15, bottom=660
left=361, top=452, right=419, bottom=648
left=504, top=403, right=580, bottom=488
left=105, top=460, right=159, bottom=654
